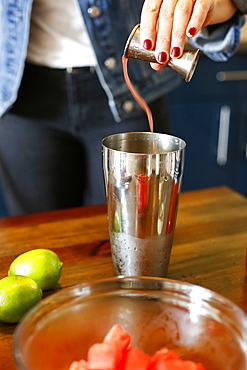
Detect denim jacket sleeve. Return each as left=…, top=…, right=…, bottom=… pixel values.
left=189, top=12, right=245, bottom=61
left=0, top=0, right=33, bottom=118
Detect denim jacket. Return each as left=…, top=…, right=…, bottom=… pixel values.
left=0, top=0, right=245, bottom=122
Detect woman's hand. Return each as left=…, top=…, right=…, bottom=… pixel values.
left=140, top=0, right=237, bottom=70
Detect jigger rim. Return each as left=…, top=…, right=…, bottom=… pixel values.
left=177, top=48, right=200, bottom=82
left=123, top=24, right=140, bottom=58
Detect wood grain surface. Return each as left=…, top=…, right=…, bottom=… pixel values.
left=0, top=186, right=247, bottom=369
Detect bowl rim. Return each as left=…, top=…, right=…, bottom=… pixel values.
left=13, top=276, right=247, bottom=370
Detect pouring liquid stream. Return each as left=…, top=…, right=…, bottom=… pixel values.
left=122, top=56, right=154, bottom=133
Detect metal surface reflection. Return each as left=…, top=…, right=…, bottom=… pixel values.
left=123, top=24, right=200, bottom=82
left=102, top=132, right=186, bottom=277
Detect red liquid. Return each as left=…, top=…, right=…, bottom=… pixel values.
left=122, top=56, right=154, bottom=132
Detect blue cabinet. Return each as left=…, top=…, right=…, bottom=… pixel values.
left=0, top=182, right=7, bottom=217
left=166, top=53, right=247, bottom=197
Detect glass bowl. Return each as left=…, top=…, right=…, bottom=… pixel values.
left=13, top=276, right=247, bottom=370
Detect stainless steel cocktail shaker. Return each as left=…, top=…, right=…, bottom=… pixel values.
left=102, top=132, right=186, bottom=277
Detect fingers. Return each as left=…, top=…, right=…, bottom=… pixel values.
left=150, top=62, right=164, bottom=71
left=140, top=0, right=163, bottom=51
left=169, top=0, right=195, bottom=57
left=140, top=0, right=214, bottom=68
left=155, top=0, right=177, bottom=62
left=186, top=0, right=214, bottom=38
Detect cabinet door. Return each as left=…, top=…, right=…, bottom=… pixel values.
left=234, top=100, right=247, bottom=196
left=167, top=99, right=236, bottom=191
left=0, top=182, right=7, bottom=217
left=166, top=54, right=247, bottom=196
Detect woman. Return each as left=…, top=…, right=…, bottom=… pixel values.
left=0, top=0, right=245, bottom=216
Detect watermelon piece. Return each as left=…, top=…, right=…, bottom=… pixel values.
left=103, top=324, right=131, bottom=351
left=149, top=359, right=205, bottom=370
left=69, top=359, right=88, bottom=370
left=125, top=346, right=151, bottom=370
left=149, top=348, right=205, bottom=370
left=151, top=348, right=180, bottom=363
left=87, top=342, right=122, bottom=369
left=68, top=325, right=206, bottom=370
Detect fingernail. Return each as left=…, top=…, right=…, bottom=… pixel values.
left=171, top=47, right=180, bottom=58
left=188, top=27, right=196, bottom=36
left=143, top=39, right=152, bottom=50
left=158, top=51, right=167, bottom=63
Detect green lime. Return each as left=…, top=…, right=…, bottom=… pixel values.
left=0, top=275, right=42, bottom=323
left=113, top=211, right=121, bottom=233
left=8, top=249, right=63, bottom=290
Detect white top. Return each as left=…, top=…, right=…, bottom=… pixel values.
left=26, top=0, right=97, bottom=68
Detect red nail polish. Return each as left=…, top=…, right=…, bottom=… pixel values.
left=143, top=39, right=152, bottom=50
left=188, top=27, right=196, bottom=36
left=171, top=47, right=180, bottom=58
left=158, top=51, right=167, bottom=63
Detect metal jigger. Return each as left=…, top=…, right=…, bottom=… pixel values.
left=123, top=24, right=200, bottom=82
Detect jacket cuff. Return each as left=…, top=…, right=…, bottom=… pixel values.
left=189, top=12, right=245, bottom=61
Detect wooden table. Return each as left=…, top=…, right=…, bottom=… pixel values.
left=0, top=186, right=247, bottom=369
